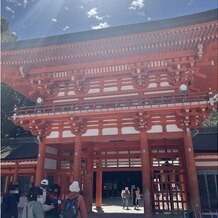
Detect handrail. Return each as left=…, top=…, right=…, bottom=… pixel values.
left=155, top=209, right=218, bottom=217
left=12, top=92, right=210, bottom=117
left=201, top=209, right=218, bottom=218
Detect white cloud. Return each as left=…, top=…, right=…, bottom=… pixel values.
left=82, top=0, right=95, bottom=3
left=137, top=11, right=145, bottom=16
left=65, top=6, right=69, bottom=10
left=91, top=22, right=109, bottom=30
left=95, top=15, right=103, bottom=20
left=79, top=5, right=84, bottom=9
left=7, top=0, right=29, bottom=7
left=129, top=0, right=144, bottom=10
left=87, top=7, right=98, bottom=18
left=7, top=0, right=18, bottom=2
left=6, top=6, right=15, bottom=13
left=147, top=17, right=151, bottom=21
left=188, top=0, right=194, bottom=5
left=87, top=7, right=109, bottom=21
left=23, top=0, right=28, bottom=7
left=63, top=26, right=70, bottom=31
left=52, top=18, right=57, bottom=22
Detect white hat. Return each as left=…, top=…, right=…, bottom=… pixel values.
left=69, top=181, right=80, bottom=193
left=41, top=179, right=49, bottom=186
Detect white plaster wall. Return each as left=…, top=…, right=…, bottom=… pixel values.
left=102, top=128, right=118, bottom=135
left=103, top=87, right=118, bottom=92
left=83, top=129, right=99, bottom=136
left=62, top=131, right=75, bottom=137
left=166, top=124, right=182, bottom=132
left=88, top=88, right=100, bottom=94
left=44, top=158, right=57, bottom=170
left=46, top=131, right=59, bottom=138
left=121, top=127, right=139, bottom=134
left=46, top=146, right=58, bottom=155
left=195, top=161, right=218, bottom=167
left=121, top=85, right=134, bottom=90
left=147, top=125, right=163, bottom=133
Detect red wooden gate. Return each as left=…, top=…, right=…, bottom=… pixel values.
left=151, top=146, right=188, bottom=212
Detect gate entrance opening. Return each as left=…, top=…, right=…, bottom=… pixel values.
left=93, top=171, right=142, bottom=198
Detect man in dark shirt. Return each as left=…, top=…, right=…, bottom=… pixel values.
left=1, top=184, right=20, bottom=218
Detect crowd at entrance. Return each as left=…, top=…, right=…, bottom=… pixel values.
left=1, top=180, right=87, bottom=218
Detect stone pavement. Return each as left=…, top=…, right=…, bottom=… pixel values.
left=90, top=197, right=145, bottom=217
left=18, top=197, right=217, bottom=217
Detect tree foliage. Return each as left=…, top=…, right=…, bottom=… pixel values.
left=1, top=83, right=35, bottom=139
left=203, top=110, right=218, bottom=127
left=1, top=17, right=17, bottom=42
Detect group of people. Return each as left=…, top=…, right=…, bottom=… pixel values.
left=1, top=179, right=88, bottom=218
left=121, top=185, right=141, bottom=210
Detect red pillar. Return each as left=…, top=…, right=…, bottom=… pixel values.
left=73, top=134, right=82, bottom=185
left=4, top=176, right=10, bottom=193
left=13, top=161, right=19, bottom=183
left=96, top=159, right=102, bottom=209
left=85, top=146, right=94, bottom=212
left=56, top=147, right=62, bottom=185
left=184, top=128, right=201, bottom=217
left=140, top=131, right=153, bottom=218
left=35, top=139, right=46, bottom=186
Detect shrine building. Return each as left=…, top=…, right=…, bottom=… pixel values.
left=1, top=9, right=218, bottom=217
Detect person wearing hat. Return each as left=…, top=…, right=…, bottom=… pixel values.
left=64, top=181, right=87, bottom=218
left=40, top=179, right=54, bottom=213
left=40, top=179, right=49, bottom=204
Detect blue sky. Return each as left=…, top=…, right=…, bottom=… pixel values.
left=2, top=0, right=218, bottom=40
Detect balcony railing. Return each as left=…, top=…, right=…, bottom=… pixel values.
left=13, top=92, right=211, bottom=117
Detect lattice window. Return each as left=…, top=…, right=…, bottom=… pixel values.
left=151, top=147, right=187, bottom=212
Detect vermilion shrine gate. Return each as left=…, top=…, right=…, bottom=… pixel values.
left=1, top=9, right=218, bottom=217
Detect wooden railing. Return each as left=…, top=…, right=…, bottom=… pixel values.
left=13, top=92, right=211, bottom=117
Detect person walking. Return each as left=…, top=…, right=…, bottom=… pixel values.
left=121, top=187, right=130, bottom=209
left=134, top=187, right=141, bottom=209
left=63, top=181, right=87, bottom=218
left=131, top=185, right=136, bottom=206
left=21, top=186, right=45, bottom=218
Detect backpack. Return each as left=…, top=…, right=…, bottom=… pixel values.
left=63, top=196, right=79, bottom=218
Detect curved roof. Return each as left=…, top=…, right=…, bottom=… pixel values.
left=1, top=9, right=217, bottom=102
left=1, top=137, right=38, bottom=160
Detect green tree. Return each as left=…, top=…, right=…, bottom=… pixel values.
left=1, top=17, right=17, bottom=42
left=203, top=110, right=218, bottom=127
left=1, top=18, right=34, bottom=139
left=1, top=83, right=34, bottom=138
